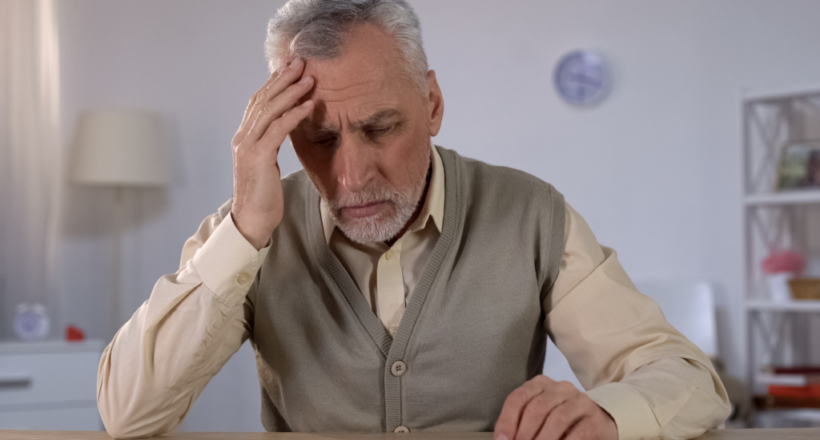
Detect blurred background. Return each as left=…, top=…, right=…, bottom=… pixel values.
left=3, top=0, right=820, bottom=432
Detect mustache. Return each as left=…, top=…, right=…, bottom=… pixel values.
left=326, top=184, right=403, bottom=211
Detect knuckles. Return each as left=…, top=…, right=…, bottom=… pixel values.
left=555, top=380, right=578, bottom=395
left=534, top=375, right=554, bottom=387
left=526, top=395, right=551, bottom=414
left=267, top=118, right=282, bottom=132
left=578, top=397, right=597, bottom=413
left=500, top=391, right=524, bottom=410
left=258, top=103, right=274, bottom=115
left=255, top=92, right=271, bottom=106
left=549, top=405, right=573, bottom=427
left=497, top=377, right=612, bottom=440
left=506, top=388, right=531, bottom=407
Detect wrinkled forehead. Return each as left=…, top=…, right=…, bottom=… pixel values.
left=302, top=56, right=392, bottom=102
left=298, top=24, right=416, bottom=131
left=300, top=65, right=399, bottom=133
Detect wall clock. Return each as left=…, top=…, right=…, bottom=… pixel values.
left=553, top=50, right=612, bottom=107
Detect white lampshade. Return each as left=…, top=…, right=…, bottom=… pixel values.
left=72, top=109, right=169, bottom=187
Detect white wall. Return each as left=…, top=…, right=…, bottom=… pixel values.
left=56, top=0, right=820, bottom=431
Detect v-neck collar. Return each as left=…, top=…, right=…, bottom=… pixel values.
left=306, top=145, right=460, bottom=358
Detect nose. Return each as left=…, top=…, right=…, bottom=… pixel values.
left=334, top=135, right=373, bottom=194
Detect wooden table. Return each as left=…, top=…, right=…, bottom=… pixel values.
left=1, top=430, right=819, bottom=440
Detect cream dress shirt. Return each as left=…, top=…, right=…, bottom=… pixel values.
left=97, top=145, right=730, bottom=439
left=320, top=144, right=446, bottom=336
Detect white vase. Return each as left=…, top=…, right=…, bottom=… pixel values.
left=767, top=272, right=795, bottom=303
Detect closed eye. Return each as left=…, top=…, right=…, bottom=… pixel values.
left=367, top=127, right=392, bottom=137
left=311, top=136, right=338, bottom=149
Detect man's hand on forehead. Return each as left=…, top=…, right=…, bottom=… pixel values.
left=229, top=57, right=315, bottom=250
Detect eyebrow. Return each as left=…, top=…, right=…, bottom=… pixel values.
left=349, top=109, right=402, bottom=131
left=299, top=108, right=403, bottom=135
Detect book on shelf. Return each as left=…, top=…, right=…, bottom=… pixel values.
left=759, top=366, right=820, bottom=402
left=760, top=394, right=820, bottom=410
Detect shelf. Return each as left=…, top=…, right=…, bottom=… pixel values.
left=744, top=85, right=820, bottom=403
left=747, top=301, right=820, bottom=312
left=756, top=372, right=810, bottom=387
left=773, top=409, right=820, bottom=422
left=757, top=408, right=820, bottom=426
left=745, top=190, right=820, bottom=206
left=743, top=82, right=820, bottom=103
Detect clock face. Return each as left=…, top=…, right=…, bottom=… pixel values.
left=554, top=50, right=611, bottom=107
left=13, top=302, right=50, bottom=342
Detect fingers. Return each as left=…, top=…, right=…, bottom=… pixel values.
left=515, top=380, right=579, bottom=440
left=234, top=57, right=307, bottom=146
left=249, top=57, right=306, bottom=117
left=235, top=69, right=283, bottom=145
left=514, top=392, right=572, bottom=440
left=534, top=398, right=585, bottom=440
left=496, top=377, right=589, bottom=440
left=495, top=376, right=552, bottom=440
left=250, top=58, right=299, bottom=109
left=247, top=74, right=314, bottom=142
left=562, top=419, right=596, bottom=440
left=243, top=70, right=280, bottom=126
left=259, top=99, right=314, bottom=151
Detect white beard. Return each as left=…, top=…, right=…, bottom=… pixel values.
left=330, top=179, right=425, bottom=244
left=316, top=153, right=430, bottom=244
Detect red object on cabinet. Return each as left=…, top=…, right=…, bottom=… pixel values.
left=65, top=325, right=85, bottom=341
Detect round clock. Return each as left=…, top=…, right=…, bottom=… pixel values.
left=553, top=50, right=612, bottom=107
left=14, top=302, right=50, bottom=342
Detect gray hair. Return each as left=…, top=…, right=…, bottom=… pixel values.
left=265, top=0, right=429, bottom=92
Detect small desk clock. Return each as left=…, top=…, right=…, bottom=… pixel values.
left=13, top=302, right=50, bottom=341
left=553, top=50, right=612, bottom=107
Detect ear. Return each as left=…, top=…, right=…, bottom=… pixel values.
left=425, top=70, right=444, bottom=137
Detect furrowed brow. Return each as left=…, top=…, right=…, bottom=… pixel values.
left=296, top=109, right=402, bottom=135
left=349, top=109, right=402, bottom=131
left=297, top=119, right=340, bottom=137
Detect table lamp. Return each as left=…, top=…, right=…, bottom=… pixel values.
left=72, top=110, right=168, bottom=187
left=71, top=109, right=169, bottom=333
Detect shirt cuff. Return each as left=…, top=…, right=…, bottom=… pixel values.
left=191, top=212, right=270, bottom=306
left=587, top=382, right=660, bottom=440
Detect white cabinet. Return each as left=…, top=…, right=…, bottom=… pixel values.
left=0, top=340, right=103, bottom=430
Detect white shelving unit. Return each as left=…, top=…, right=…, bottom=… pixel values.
left=743, top=84, right=820, bottom=427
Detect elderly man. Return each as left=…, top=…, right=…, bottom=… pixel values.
left=97, top=1, right=730, bottom=439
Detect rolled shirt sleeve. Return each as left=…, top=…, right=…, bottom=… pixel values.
left=544, top=203, right=731, bottom=440
left=97, top=202, right=268, bottom=438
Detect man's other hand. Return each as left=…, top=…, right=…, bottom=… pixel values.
left=494, top=375, right=618, bottom=440
left=231, top=57, right=315, bottom=250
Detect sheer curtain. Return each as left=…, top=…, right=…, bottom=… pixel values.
left=0, top=0, right=63, bottom=340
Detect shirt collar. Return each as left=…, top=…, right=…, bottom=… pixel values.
left=320, top=142, right=445, bottom=244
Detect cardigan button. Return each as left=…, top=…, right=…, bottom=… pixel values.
left=391, top=361, right=407, bottom=377
left=394, top=426, right=410, bottom=433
